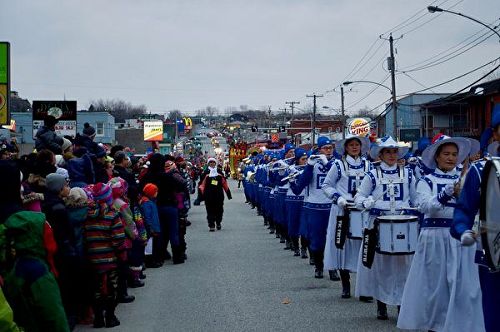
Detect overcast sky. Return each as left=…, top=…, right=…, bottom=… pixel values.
left=1, top=0, right=499, bottom=115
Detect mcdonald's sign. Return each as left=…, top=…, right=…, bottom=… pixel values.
left=183, top=117, right=193, bottom=129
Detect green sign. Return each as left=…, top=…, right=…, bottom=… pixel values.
left=400, top=128, right=420, bottom=142
left=0, top=42, right=8, bottom=84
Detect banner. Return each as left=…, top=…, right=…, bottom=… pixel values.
left=32, top=100, right=77, bottom=138
left=0, top=42, right=10, bottom=125
left=144, top=121, right=163, bottom=141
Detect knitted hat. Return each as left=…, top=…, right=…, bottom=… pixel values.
left=61, top=137, right=72, bottom=152
left=46, top=173, right=67, bottom=193
left=92, top=182, right=113, bottom=204
left=143, top=183, right=158, bottom=198
left=68, top=187, right=88, bottom=203
left=317, top=136, right=333, bottom=148
left=108, top=177, right=128, bottom=199
left=82, top=123, right=96, bottom=137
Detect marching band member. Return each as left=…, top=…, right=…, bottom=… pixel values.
left=292, top=137, right=335, bottom=278
left=285, top=148, right=308, bottom=257
left=275, top=145, right=295, bottom=249
left=322, top=135, right=371, bottom=299
left=451, top=113, right=500, bottom=332
left=354, top=136, right=416, bottom=320
left=398, top=135, right=485, bottom=331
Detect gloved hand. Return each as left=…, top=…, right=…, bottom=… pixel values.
left=444, top=183, right=455, bottom=196
left=288, top=176, right=297, bottom=184
left=318, top=155, right=328, bottom=165
left=460, top=230, right=476, bottom=246
left=362, top=197, right=375, bottom=209
left=226, top=190, right=233, bottom=200
left=307, top=157, right=318, bottom=166
left=337, top=196, right=348, bottom=209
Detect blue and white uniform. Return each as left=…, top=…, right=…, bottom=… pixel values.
left=398, top=168, right=484, bottom=331
left=322, top=155, right=372, bottom=271
left=286, top=164, right=305, bottom=239
left=354, top=162, right=417, bottom=305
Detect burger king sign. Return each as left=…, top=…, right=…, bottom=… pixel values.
left=347, top=118, right=370, bottom=137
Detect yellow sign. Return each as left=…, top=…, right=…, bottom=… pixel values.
left=144, top=121, right=164, bottom=141
left=0, top=84, right=7, bottom=125
left=348, top=118, right=370, bottom=137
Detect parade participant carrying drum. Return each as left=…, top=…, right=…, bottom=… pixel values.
left=353, top=136, right=416, bottom=321
left=398, top=135, right=485, bottom=331
left=322, top=135, right=371, bottom=299
left=292, top=137, right=336, bottom=279
left=452, top=111, right=500, bottom=332
left=285, top=148, right=309, bottom=258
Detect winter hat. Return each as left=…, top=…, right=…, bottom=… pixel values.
left=294, top=148, right=307, bottom=162
left=284, top=143, right=295, bottom=154
left=61, top=137, right=72, bottom=152
left=82, top=122, right=96, bottom=137
left=143, top=183, right=158, bottom=198
left=92, top=183, right=113, bottom=205
left=46, top=173, right=67, bottom=193
left=68, top=187, right=88, bottom=203
left=317, top=136, right=333, bottom=148
left=55, top=167, right=69, bottom=179
left=108, top=177, right=128, bottom=199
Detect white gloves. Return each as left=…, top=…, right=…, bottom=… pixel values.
left=307, top=157, right=318, bottom=166
left=362, top=197, right=375, bottom=209
left=318, top=155, right=328, bottom=165
left=460, top=230, right=476, bottom=246
left=337, top=196, right=347, bottom=209
left=288, top=176, right=297, bottom=184
left=444, top=183, right=455, bottom=196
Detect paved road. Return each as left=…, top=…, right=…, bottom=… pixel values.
left=77, top=181, right=399, bottom=331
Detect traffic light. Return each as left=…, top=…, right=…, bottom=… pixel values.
left=279, top=125, right=286, bottom=132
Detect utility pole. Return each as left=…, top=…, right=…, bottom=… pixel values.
left=380, top=33, right=401, bottom=139
left=306, top=93, right=323, bottom=146
left=279, top=107, right=287, bottom=126
left=285, top=101, right=300, bottom=122
left=340, top=86, right=345, bottom=139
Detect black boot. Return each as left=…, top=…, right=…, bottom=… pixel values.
left=340, top=269, right=351, bottom=298
left=104, top=300, right=120, bottom=328
left=92, top=301, right=105, bottom=328
left=359, top=296, right=373, bottom=303
left=314, top=251, right=325, bottom=278
left=301, top=247, right=308, bottom=259
left=377, top=300, right=388, bottom=320
left=329, top=269, right=340, bottom=281
left=172, top=246, right=185, bottom=265
left=314, top=268, right=324, bottom=278
left=309, top=249, right=315, bottom=265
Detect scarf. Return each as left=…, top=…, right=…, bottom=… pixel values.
left=208, top=166, right=219, bottom=178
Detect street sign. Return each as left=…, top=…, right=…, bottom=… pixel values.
left=271, top=133, right=279, bottom=142
left=399, top=128, right=420, bottom=142
left=0, top=42, right=10, bottom=125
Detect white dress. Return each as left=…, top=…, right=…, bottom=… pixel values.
left=397, top=168, right=484, bottom=331
left=353, top=162, right=417, bottom=305
left=322, top=155, right=371, bottom=272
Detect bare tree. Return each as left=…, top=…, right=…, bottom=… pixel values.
left=349, top=106, right=373, bottom=119
left=88, top=99, right=147, bottom=122
left=168, top=109, right=183, bottom=120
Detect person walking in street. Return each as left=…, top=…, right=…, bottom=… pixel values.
left=199, top=158, right=232, bottom=231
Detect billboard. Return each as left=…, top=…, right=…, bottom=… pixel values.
left=144, top=120, right=163, bottom=141
left=0, top=42, right=10, bottom=125
left=32, top=100, right=77, bottom=138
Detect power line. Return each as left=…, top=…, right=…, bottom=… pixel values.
left=400, top=71, right=438, bottom=93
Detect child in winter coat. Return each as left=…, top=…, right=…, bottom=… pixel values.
left=86, top=183, right=126, bottom=328
left=140, top=183, right=161, bottom=267
left=127, top=186, right=148, bottom=284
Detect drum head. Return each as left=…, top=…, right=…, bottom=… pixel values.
left=376, top=215, right=418, bottom=223
left=480, top=158, right=500, bottom=270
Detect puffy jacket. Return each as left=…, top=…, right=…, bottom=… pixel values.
left=67, top=153, right=95, bottom=186
left=35, top=126, right=63, bottom=154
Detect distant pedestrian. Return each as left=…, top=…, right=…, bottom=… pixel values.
left=199, top=158, right=232, bottom=231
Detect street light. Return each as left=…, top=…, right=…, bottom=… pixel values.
left=427, top=6, right=500, bottom=42
left=343, top=80, right=395, bottom=137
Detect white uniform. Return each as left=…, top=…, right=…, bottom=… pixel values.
left=398, top=168, right=484, bottom=331
left=322, top=156, right=371, bottom=272
left=354, top=162, right=417, bottom=305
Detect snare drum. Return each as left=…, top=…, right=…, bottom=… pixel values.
left=347, top=207, right=367, bottom=239
left=479, top=158, right=500, bottom=271
left=376, top=215, right=418, bottom=255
